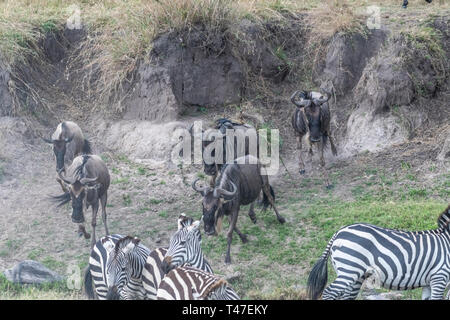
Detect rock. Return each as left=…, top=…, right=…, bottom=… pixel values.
left=230, top=19, right=289, bottom=83
left=365, top=292, right=404, bottom=300
left=3, top=260, right=63, bottom=285
left=314, top=28, right=388, bottom=96
left=124, top=27, right=244, bottom=120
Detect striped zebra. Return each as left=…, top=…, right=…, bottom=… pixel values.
left=84, top=234, right=150, bottom=300
left=156, top=266, right=240, bottom=300
left=161, top=214, right=213, bottom=274
left=142, top=214, right=212, bottom=299
left=307, top=204, right=450, bottom=300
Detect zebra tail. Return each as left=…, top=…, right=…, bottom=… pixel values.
left=84, top=265, right=95, bottom=300
left=307, top=233, right=336, bottom=300
left=262, top=185, right=275, bottom=210
left=307, top=255, right=328, bottom=300
left=82, top=138, right=92, bottom=155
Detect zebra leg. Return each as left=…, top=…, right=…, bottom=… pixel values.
left=340, top=280, right=363, bottom=300
left=322, top=276, right=357, bottom=300
left=429, top=275, right=448, bottom=300
left=100, top=192, right=109, bottom=235
left=248, top=202, right=257, bottom=224
left=296, top=135, right=306, bottom=174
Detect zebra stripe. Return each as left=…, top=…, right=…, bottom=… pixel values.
left=156, top=266, right=240, bottom=300
left=86, top=234, right=150, bottom=300
left=142, top=247, right=167, bottom=300
left=142, top=214, right=213, bottom=299
left=163, top=219, right=213, bottom=273
left=308, top=205, right=450, bottom=300
left=87, top=234, right=123, bottom=299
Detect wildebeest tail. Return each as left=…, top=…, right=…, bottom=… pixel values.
left=49, top=192, right=71, bottom=207
left=262, top=185, right=275, bottom=210
left=84, top=265, right=95, bottom=300
left=307, top=231, right=338, bottom=300
left=82, top=139, right=92, bottom=155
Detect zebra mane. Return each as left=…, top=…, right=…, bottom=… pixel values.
left=112, top=236, right=141, bottom=260
left=437, top=204, right=450, bottom=230
left=200, top=277, right=228, bottom=299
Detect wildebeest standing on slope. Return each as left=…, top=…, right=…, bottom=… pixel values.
left=290, top=90, right=337, bottom=188
left=190, top=118, right=259, bottom=187
left=52, top=154, right=110, bottom=248
left=43, top=121, right=92, bottom=191
left=192, top=155, right=285, bottom=263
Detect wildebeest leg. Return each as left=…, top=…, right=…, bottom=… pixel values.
left=261, top=178, right=286, bottom=224
left=78, top=223, right=90, bottom=239
left=225, top=209, right=239, bottom=264
left=328, top=133, right=338, bottom=156
left=227, top=215, right=248, bottom=243
left=100, top=192, right=109, bottom=235
left=56, top=176, right=68, bottom=193
left=90, top=201, right=99, bottom=249
left=319, top=141, right=332, bottom=189
left=296, top=135, right=306, bottom=174
left=248, top=202, right=257, bottom=223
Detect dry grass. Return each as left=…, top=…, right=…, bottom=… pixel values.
left=0, top=0, right=448, bottom=113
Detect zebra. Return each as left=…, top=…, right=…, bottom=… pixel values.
left=160, top=214, right=213, bottom=275
left=156, top=266, right=240, bottom=300
left=84, top=234, right=150, bottom=300
left=142, top=214, right=212, bottom=299
left=307, top=204, right=450, bottom=300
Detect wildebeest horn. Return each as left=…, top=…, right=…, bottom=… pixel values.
left=80, top=177, right=98, bottom=186
left=213, top=181, right=237, bottom=200
left=57, top=169, right=75, bottom=185
left=192, top=178, right=211, bottom=195
left=42, top=137, right=54, bottom=144
left=314, top=94, right=330, bottom=105
left=64, top=136, right=74, bottom=143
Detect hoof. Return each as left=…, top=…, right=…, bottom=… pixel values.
left=241, top=235, right=249, bottom=244
left=299, top=169, right=306, bottom=175
left=278, top=217, right=286, bottom=224
left=225, top=258, right=231, bottom=264
left=84, top=233, right=91, bottom=240
left=77, top=232, right=84, bottom=238
left=326, top=184, right=334, bottom=190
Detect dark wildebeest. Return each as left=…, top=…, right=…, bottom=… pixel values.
left=402, top=0, right=432, bottom=9
left=191, top=118, right=259, bottom=187
left=52, top=154, right=110, bottom=248
left=192, top=155, right=285, bottom=264
left=290, top=90, right=337, bottom=188
left=43, top=121, right=92, bottom=191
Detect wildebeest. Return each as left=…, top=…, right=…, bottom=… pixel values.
left=51, top=154, right=110, bottom=248
left=43, top=121, right=92, bottom=191
left=191, top=118, right=259, bottom=187
left=192, top=155, right=285, bottom=264
left=402, top=0, right=432, bottom=9
left=290, top=90, right=337, bottom=188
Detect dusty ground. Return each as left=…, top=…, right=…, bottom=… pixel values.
left=0, top=3, right=448, bottom=300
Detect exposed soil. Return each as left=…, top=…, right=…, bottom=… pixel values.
left=0, top=7, right=448, bottom=299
